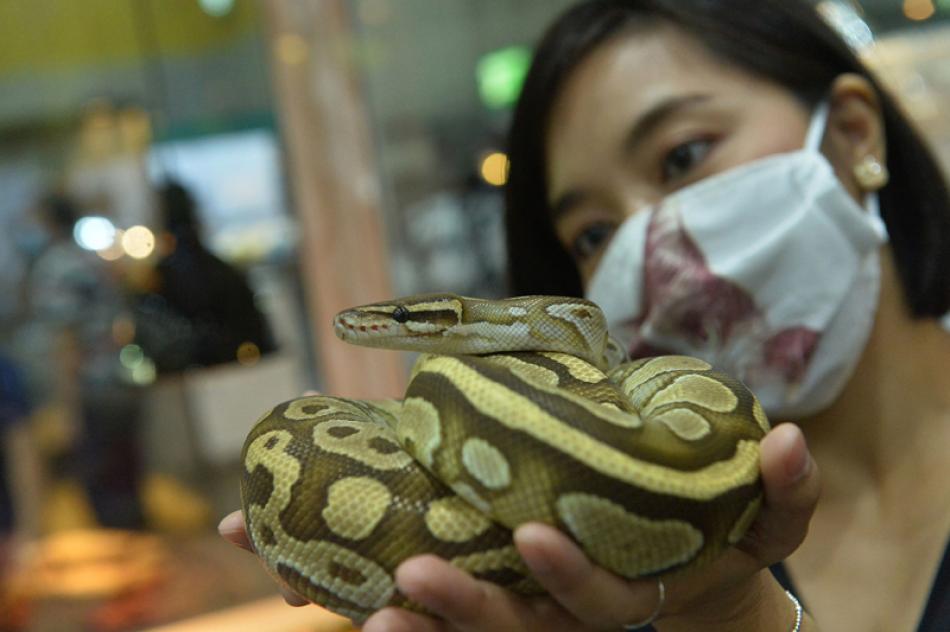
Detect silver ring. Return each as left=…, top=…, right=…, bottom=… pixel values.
left=621, top=578, right=665, bottom=630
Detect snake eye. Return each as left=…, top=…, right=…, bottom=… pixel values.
left=392, top=306, right=410, bottom=323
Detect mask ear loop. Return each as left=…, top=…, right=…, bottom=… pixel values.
left=806, top=99, right=889, bottom=242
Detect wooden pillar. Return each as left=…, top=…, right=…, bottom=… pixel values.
left=262, top=0, right=406, bottom=399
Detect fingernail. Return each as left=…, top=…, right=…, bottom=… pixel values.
left=217, top=511, right=243, bottom=534
left=395, top=561, right=449, bottom=615
left=785, top=430, right=812, bottom=483
left=515, top=525, right=554, bottom=576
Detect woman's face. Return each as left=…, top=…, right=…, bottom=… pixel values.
left=545, top=27, right=815, bottom=285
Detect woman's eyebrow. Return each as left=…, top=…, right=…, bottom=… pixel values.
left=550, top=189, right=587, bottom=223
left=550, top=94, right=712, bottom=221
left=621, top=93, right=712, bottom=156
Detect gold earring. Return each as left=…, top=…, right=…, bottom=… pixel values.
left=853, top=155, right=889, bottom=191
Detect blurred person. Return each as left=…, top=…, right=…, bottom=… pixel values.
left=135, top=180, right=275, bottom=373
left=0, top=351, right=40, bottom=547
left=0, top=352, right=38, bottom=632
left=220, top=1, right=950, bottom=630
left=25, top=194, right=144, bottom=529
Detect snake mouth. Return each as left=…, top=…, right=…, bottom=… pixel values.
left=333, top=314, right=401, bottom=343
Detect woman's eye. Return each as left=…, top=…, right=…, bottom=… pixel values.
left=661, top=138, right=714, bottom=183
left=571, top=222, right=615, bottom=261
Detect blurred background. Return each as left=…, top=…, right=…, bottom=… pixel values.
left=0, top=1, right=948, bottom=630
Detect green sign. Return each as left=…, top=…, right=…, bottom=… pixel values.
left=476, top=46, right=532, bottom=110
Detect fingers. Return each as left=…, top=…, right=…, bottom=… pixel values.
left=218, top=423, right=819, bottom=629
left=274, top=585, right=309, bottom=607
left=218, top=510, right=253, bottom=552
left=515, top=523, right=665, bottom=630
left=217, top=510, right=310, bottom=607
left=362, top=607, right=449, bottom=632
left=510, top=424, right=820, bottom=628
left=393, top=555, right=592, bottom=631
left=740, top=423, right=821, bottom=563
left=394, top=555, right=531, bottom=630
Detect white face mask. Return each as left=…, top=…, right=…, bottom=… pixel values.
left=586, top=103, right=887, bottom=419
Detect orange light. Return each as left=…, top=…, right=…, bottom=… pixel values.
left=96, top=228, right=125, bottom=261
left=480, top=152, right=509, bottom=187
left=237, top=342, right=261, bottom=366
left=904, top=0, right=935, bottom=20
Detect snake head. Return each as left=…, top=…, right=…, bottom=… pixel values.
left=333, top=293, right=466, bottom=350
left=334, top=294, right=614, bottom=367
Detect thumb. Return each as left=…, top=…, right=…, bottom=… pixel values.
left=739, top=423, right=821, bottom=564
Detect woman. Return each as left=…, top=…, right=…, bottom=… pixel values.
left=221, top=1, right=950, bottom=629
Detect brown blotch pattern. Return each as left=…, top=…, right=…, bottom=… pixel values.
left=259, top=524, right=277, bottom=547
left=327, top=425, right=361, bottom=439
left=330, top=560, right=368, bottom=587
left=369, top=436, right=402, bottom=455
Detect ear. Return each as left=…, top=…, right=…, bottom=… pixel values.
left=824, top=74, right=887, bottom=195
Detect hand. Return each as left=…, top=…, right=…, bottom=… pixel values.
left=219, top=389, right=323, bottom=607
left=218, top=510, right=311, bottom=606
left=220, top=422, right=820, bottom=630
left=362, top=422, right=819, bottom=631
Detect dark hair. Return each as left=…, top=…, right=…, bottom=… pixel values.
left=158, top=180, right=199, bottom=235
left=505, top=0, right=950, bottom=317
left=39, top=194, right=79, bottom=234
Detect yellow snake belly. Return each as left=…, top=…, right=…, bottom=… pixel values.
left=240, top=295, right=771, bottom=622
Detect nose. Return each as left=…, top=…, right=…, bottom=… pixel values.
left=333, top=316, right=349, bottom=340
left=622, top=193, right=660, bottom=220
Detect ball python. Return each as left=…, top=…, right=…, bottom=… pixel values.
left=240, top=294, right=770, bottom=621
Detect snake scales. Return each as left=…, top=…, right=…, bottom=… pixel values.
left=240, top=294, right=770, bottom=621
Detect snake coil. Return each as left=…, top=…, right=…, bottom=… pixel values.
left=240, top=294, right=769, bottom=621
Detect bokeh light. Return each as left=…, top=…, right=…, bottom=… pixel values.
left=74, top=216, right=117, bottom=252
left=480, top=152, right=509, bottom=187
left=236, top=341, right=261, bottom=366
left=131, top=358, right=157, bottom=385
left=119, top=344, right=145, bottom=370
left=904, top=0, right=936, bottom=20
left=121, top=226, right=156, bottom=259
left=476, top=46, right=532, bottom=110
left=97, top=228, right=125, bottom=261
left=198, top=0, right=235, bottom=18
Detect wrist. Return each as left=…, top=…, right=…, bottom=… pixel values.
left=656, top=570, right=800, bottom=632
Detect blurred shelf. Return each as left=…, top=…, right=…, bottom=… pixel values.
left=11, top=529, right=352, bottom=632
